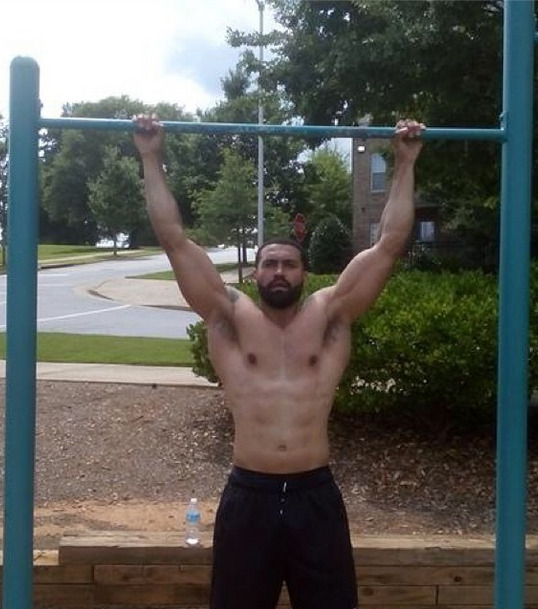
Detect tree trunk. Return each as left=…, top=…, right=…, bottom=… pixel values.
left=236, top=243, right=243, bottom=284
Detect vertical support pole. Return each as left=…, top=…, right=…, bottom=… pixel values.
left=256, top=0, right=265, bottom=247
left=495, top=1, right=535, bottom=608
left=3, top=57, right=40, bottom=609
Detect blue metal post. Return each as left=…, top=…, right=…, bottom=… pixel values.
left=3, top=57, right=40, bottom=609
left=495, top=2, right=535, bottom=608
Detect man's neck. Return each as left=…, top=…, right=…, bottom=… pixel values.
left=259, top=302, right=300, bottom=328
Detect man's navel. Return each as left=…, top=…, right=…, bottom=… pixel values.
left=247, top=353, right=257, bottom=365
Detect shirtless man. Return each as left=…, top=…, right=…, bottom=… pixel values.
left=133, top=115, right=424, bottom=609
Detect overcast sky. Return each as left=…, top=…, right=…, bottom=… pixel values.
left=1, top=0, right=277, bottom=118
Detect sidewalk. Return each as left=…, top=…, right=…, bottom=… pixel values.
left=0, top=360, right=218, bottom=388
left=0, top=360, right=218, bottom=389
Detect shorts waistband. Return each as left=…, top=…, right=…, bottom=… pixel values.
left=229, top=465, right=334, bottom=492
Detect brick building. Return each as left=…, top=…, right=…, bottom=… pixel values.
left=351, top=137, right=439, bottom=253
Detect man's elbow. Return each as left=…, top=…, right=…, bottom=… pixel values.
left=154, top=227, right=188, bottom=254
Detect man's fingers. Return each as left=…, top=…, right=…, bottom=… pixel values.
left=132, top=113, right=162, bottom=135
left=395, top=119, right=426, bottom=139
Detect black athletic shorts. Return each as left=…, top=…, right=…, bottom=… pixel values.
left=210, top=466, right=358, bottom=609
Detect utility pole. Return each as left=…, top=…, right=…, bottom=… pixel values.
left=255, top=0, right=265, bottom=247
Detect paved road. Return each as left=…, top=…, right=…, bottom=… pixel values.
left=0, top=248, right=248, bottom=339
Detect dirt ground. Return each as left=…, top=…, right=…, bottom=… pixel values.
left=1, top=379, right=538, bottom=549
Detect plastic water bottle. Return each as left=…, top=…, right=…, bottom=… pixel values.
left=186, top=497, right=201, bottom=546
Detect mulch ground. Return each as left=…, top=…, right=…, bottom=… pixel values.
left=1, top=380, right=538, bottom=547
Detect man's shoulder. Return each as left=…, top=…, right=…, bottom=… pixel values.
left=208, top=286, right=258, bottom=324
left=224, top=285, right=259, bottom=308
left=302, top=285, right=336, bottom=308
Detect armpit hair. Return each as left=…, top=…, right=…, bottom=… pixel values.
left=226, top=286, right=241, bottom=303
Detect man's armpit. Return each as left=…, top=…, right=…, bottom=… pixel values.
left=208, top=287, right=239, bottom=342
left=226, top=286, right=241, bottom=303
left=323, top=315, right=344, bottom=346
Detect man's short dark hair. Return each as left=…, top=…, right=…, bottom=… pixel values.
left=255, top=238, right=309, bottom=270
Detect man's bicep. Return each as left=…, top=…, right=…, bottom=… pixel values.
left=166, top=238, right=230, bottom=320
left=331, top=244, right=395, bottom=322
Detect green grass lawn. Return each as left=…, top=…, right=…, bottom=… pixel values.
left=37, top=244, right=160, bottom=263
left=0, top=333, right=194, bottom=367
left=0, top=244, right=161, bottom=273
left=38, top=244, right=116, bottom=259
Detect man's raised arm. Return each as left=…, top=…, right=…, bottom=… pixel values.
left=329, top=119, right=425, bottom=322
left=133, top=114, right=229, bottom=321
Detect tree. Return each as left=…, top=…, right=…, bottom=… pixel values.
left=87, top=146, right=145, bottom=254
left=265, top=1, right=502, bottom=127
left=262, top=0, right=508, bottom=254
left=194, top=149, right=259, bottom=282
left=308, top=214, right=352, bottom=274
left=302, top=146, right=352, bottom=238
left=42, top=130, right=100, bottom=244
left=41, top=97, right=192, bottom=244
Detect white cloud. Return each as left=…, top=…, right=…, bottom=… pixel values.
left=1, top=0, right=276, bottom=118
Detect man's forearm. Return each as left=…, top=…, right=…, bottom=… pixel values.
left=378, top=159, right=416, bottom=257
left=141, top=152, right=186, bottom=250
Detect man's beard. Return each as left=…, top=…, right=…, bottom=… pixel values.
left=257, top=279, right=303, bottom=309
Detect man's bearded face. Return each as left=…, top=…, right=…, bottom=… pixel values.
left=257, top=277, right=303, bottom=309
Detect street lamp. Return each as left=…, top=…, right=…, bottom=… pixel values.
left=255, top=0, right=265, bottom=247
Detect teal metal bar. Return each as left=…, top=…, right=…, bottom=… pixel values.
left=39, top=116, right=506, bottom=142
left=495, top=2, right=535, bottom=609
left=3, top=57, right=40, bottom=609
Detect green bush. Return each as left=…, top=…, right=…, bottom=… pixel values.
left=337, top=270, right=500, bottom=423
left=308, top=214, right=352, bottom=274
left=188, top=266, right=538, bottom=425
left=186, top=321, right=220, bottom=384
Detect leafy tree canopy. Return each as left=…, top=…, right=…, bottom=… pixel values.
left=41, top=97, right=191, bottom=244
left=87, top=145, right=145, bottom=252
left=301, top=146, right=352, bottom=233
left=253, top=0, right=513, bottom=250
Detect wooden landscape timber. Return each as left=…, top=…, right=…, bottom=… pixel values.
left=6, top=533, right=538, bottom=608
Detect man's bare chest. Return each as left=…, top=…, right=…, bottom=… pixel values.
left=209, top=310, right=350, bottom=374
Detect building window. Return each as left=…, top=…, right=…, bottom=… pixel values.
left=419, top=221, right=435, bottom=242
left=370, top=153, right=386, bottom=192
left=369, top=222, right=380, bottom=246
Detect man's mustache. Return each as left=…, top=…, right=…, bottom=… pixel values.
left=269, top=278, right=291, bottom=289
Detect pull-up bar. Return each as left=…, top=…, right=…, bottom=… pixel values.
left=39, top=115, right=507, bottom=141
left=3, top=2, right=535, bottom=609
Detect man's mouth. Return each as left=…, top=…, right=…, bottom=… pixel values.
left=270, top=281, right=290, bottom=290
